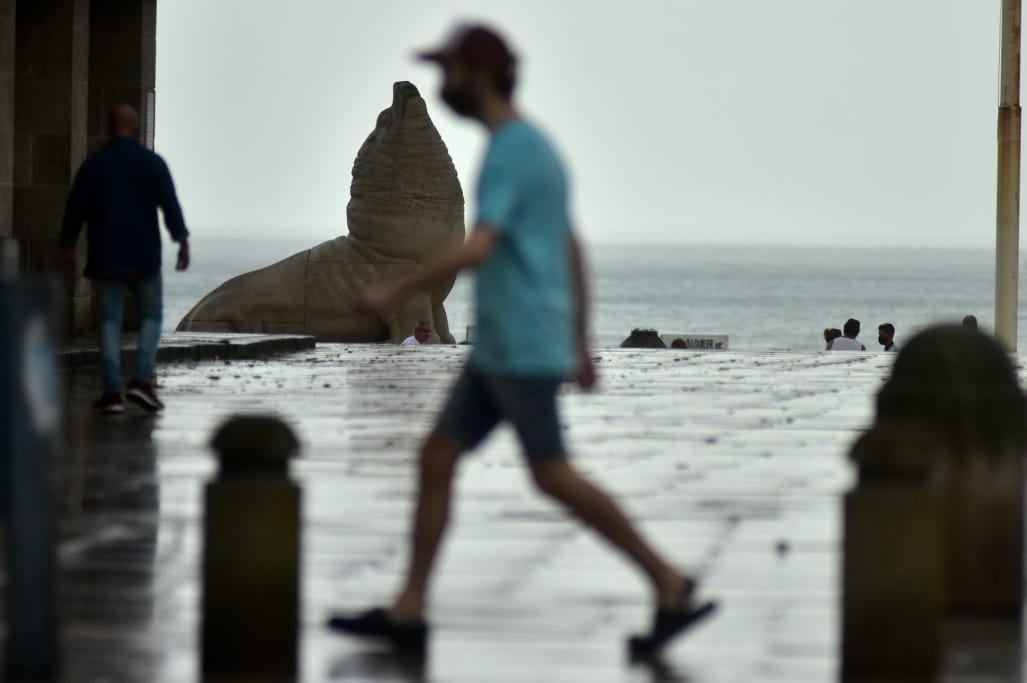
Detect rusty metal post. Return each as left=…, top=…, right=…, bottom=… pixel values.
left=202, top=416, right=301, bottom=679
left=995, top=0, right=1021, bottom=350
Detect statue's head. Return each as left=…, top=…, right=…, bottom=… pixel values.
left=347, top=82, right=465, bottom=259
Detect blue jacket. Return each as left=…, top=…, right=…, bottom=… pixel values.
left=60, top=137, right=189, bottom=279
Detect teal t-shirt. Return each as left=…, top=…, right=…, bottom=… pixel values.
left=470, top=120, right=575, bottom=376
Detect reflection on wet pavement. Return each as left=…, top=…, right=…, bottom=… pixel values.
left=2, top=345, right=1022, bottom=681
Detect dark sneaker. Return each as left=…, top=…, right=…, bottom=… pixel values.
left=92, top=393, right=125, bottom=414
left=327, top=608, right=428, bottom=653
left=126, top=380, right=164, bottom=412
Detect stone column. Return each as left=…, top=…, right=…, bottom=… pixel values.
left=0, top=1, right=14, bottom=243
left=13, top=0, right=91, bottom=337
left=86, top=0, right=156, bottom=332
left=87, top=0, right=155, bottom=153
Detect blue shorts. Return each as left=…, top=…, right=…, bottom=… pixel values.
left=434, top=364, right=567, bottom=464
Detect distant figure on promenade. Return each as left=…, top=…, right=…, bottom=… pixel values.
left=824, top=327, right=842, bottom=350
left=829, top=318, right=866, bottom=351
left=877, top=323, right=900, bottom=352
left=330, top=23, right=715, bottom=654
left=401, top=321, right=433, bottom=345
left=962, top=314, right=978, bottom=331
left=59, top=105, right=190, bottom=414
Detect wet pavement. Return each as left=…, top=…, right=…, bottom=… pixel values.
left=6, top=345, right=1027, bottom=681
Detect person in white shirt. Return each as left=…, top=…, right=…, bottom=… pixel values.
left=402, top=321, right=432, bottom=345
left=877, top=323, right=900, bottom=352
left=828, top=318, right=866, bottom=351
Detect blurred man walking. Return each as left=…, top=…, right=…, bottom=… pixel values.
left=60, top=105, right=190, bottom=414
left=328, top=23, right=716, bottom=654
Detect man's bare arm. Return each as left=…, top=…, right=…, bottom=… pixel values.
left=569, top=231, right=596, bottom=389
left=356, top=226, right=496, bottom=314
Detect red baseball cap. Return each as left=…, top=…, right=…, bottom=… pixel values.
left=416, top=24, right=517, bottom=76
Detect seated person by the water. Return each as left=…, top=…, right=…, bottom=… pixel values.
left=402, top=321, right=432, bottom=345
left=823, top=327, right=842, bottom=350
left=829, top=318, right=866, bottom=351
left=962, top=314, right=978, bottom=331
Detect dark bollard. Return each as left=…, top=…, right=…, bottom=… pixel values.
left=873, top=326, right=1026, bottom=617
left=0, top=240, right=60, bottom=678
left=842, top=427, right=945, bottom=680
left=202, top=415, right=301, bottom=679
left=842, top=325, right=1027, bottom=679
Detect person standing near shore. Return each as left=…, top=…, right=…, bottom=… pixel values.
left=828, top=318, right=866, bottom=351
left=329, top=23, right=715, bottom=653
left=877, top=322, right=900, bottom=352
left=59, top=105, right=190, bottom=414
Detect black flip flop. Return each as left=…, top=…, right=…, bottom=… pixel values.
left=327, top=607, right=429, bottom=653
left=628, top=599, right=719, bottom=659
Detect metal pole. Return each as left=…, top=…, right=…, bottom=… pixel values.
left=996, top=0, right=1021, bottom=350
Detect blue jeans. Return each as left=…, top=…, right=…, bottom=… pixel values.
left=95, top=272, right=163, bottom=393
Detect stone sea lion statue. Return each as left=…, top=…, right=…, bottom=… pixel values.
left=177, top=81, right=465, bottom=342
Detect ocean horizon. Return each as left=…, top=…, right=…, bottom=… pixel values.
left=161, top=237, right=1027, bottom=352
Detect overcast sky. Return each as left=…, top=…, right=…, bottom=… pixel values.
left=155, top=1, right=1005, bottom=249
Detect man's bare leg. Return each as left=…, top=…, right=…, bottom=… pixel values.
left=530, top=459, right=687, bottom=608
left=389, top=432, right=463, bottom=621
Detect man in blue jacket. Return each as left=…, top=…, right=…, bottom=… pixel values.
left=59, top=105, right=190, bottom=414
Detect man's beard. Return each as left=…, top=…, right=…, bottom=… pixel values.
left=441, top=86, right=480, bottom=119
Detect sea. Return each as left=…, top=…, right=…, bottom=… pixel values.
left=161, top=237, right=1027, bottom=352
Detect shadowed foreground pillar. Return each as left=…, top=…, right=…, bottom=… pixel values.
left=0, top=244, right=60, bottom=678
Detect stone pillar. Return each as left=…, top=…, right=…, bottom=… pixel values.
left=13, top=0, right=91, bottom=337
left=87, top=0, right=155, bottom=153
left=0, top=1, right=14, bottom=242
left=86, top=0, right=156, bottom=332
